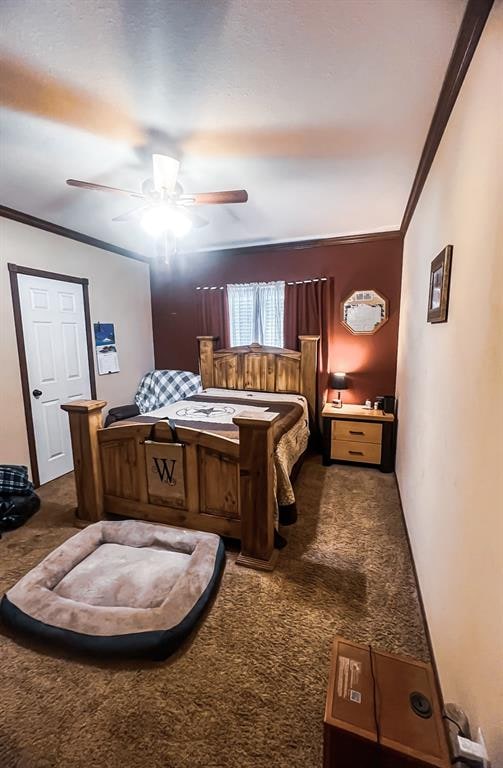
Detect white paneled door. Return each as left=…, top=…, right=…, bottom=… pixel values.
left=18, top=274, right=92, bottom=484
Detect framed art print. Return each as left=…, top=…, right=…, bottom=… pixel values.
left=427, top=245, right=453, bottom=323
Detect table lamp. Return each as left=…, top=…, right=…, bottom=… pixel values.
left=330, top=372, right=347, bottom=408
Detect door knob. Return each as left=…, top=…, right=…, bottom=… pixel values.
left=32, top=389, right=42, bottom=398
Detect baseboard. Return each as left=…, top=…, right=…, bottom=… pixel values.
left=394, top=472, right=446, bottom=713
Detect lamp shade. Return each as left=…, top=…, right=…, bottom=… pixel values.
left=329, top=372, right=348, bottom=391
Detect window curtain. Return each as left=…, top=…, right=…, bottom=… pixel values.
left=284, top=277, right=334, bottom=427
left=197, top=287, right=230, bottom=348
left=227, top=281, right=285, bottom=347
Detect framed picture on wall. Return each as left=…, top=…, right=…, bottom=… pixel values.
left=427, top=245, right=453, bottom=323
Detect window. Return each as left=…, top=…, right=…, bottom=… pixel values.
left=227, top=281, right=285, bottom=347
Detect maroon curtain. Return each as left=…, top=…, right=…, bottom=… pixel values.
left=197, top=288, right=230, bottom=349
left=284, top=278, right=334, bottom=425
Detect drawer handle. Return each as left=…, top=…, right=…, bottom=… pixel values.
left=349, top=450, right=364, bottom=456
left=349, top=430, right=365, bottom=435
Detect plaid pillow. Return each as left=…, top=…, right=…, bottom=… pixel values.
left=135, top=370, right=202, bottom=414
left=0, top=465, right=34, bottom=496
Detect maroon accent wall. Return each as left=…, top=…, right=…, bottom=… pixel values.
left=150, top=236, right=403, bottom=405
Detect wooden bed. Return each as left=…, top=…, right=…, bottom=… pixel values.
left=62, top=335, right=319, bottom=571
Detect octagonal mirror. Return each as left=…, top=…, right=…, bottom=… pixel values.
left=341, top=290, right=388, bottom=335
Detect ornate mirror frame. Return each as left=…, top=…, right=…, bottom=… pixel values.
left=341, top=289, right=389, bottom=335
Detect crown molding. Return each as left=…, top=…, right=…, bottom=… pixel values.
left=401, top=0, right=494, bottom=235
left=180, top=229, right=403, bottom=260
left=1, top=204, right=401, bottom=262
left=0, top=205, right=149, bottom=263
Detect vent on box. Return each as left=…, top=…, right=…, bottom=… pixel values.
left=410, top=691, right=433, bottom=719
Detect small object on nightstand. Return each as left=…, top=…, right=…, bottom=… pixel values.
left=382, top=395, right=396, bottom=414
left=363, top=399, right=372, bottom=409
left=329, top=372, right=348, bottom=409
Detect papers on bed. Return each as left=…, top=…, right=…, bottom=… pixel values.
left=202, top=388, right=309, bottom=421
left=145, top=400, right=270, bottom=425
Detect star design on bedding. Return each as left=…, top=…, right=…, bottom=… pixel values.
left=175, top=405, right=236, bottom=419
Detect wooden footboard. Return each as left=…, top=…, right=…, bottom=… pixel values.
left=62, top=401, right=279, bottom=570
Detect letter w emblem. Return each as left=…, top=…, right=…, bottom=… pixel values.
left=153, top=457, right=177, bottom=486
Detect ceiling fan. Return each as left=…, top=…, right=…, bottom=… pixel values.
left=66, top=154, right=248, bottom=239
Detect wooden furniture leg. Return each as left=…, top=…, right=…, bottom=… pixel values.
left=61, top=400, right=107, bottom=524
left=234, top=411, right=279, bottom=571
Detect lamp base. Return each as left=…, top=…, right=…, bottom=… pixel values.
left=332, top=398, right=343, bottom=408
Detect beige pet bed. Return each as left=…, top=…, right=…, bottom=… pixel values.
left=1, top=520, right=224, bottom=659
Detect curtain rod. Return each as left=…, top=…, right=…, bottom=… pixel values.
left=195, top=277, right=328, bottom=290
left=195, top=286, right=225, bottom=290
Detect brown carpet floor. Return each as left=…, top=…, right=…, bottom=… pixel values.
left=0, top=456, right=429, bottom=768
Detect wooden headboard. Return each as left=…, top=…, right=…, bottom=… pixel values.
left=197, top=335, right=319, bottom=420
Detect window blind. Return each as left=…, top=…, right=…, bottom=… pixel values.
left=227, top=281, right=285, bottom=347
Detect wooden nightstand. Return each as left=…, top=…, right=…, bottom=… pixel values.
left=322, top=403, right=396, bottom=473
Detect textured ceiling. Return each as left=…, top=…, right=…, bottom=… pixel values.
left=0, top=0, right=466, bottom=255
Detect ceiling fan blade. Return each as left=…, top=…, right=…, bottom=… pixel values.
left=1, top=57, right=143, bottom=144
left=66, top=179, right=145, bottom=199
left=182, top=189, right=248, bottom=205
left=112, top=205, right=148, bottom=222
left=187, top=210, right=208, bottom=228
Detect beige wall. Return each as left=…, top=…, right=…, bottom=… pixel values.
left=0, top=218, right=154, bottom=474
left=396, top=3, right=503, bottom=763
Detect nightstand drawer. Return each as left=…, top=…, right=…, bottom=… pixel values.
left=332, top=420, right=382, bottom=445
left=330, top=440, right=382, bottom=464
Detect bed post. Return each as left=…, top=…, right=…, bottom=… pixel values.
left=299, top=335, right=320, bottom=422
left=61, top=400, right=107, bottom=524
left=197, top=336, right=217, bottom=388
left=233, top=411, right=279, bottom=571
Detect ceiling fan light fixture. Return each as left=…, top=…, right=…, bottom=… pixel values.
left=167, top=207, right=192, bottom=238
left=152, top=154, right=180, bottom=195
left=66, top=154, right=247, bottom=239
left=140, top=205, right=192, bottom=239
